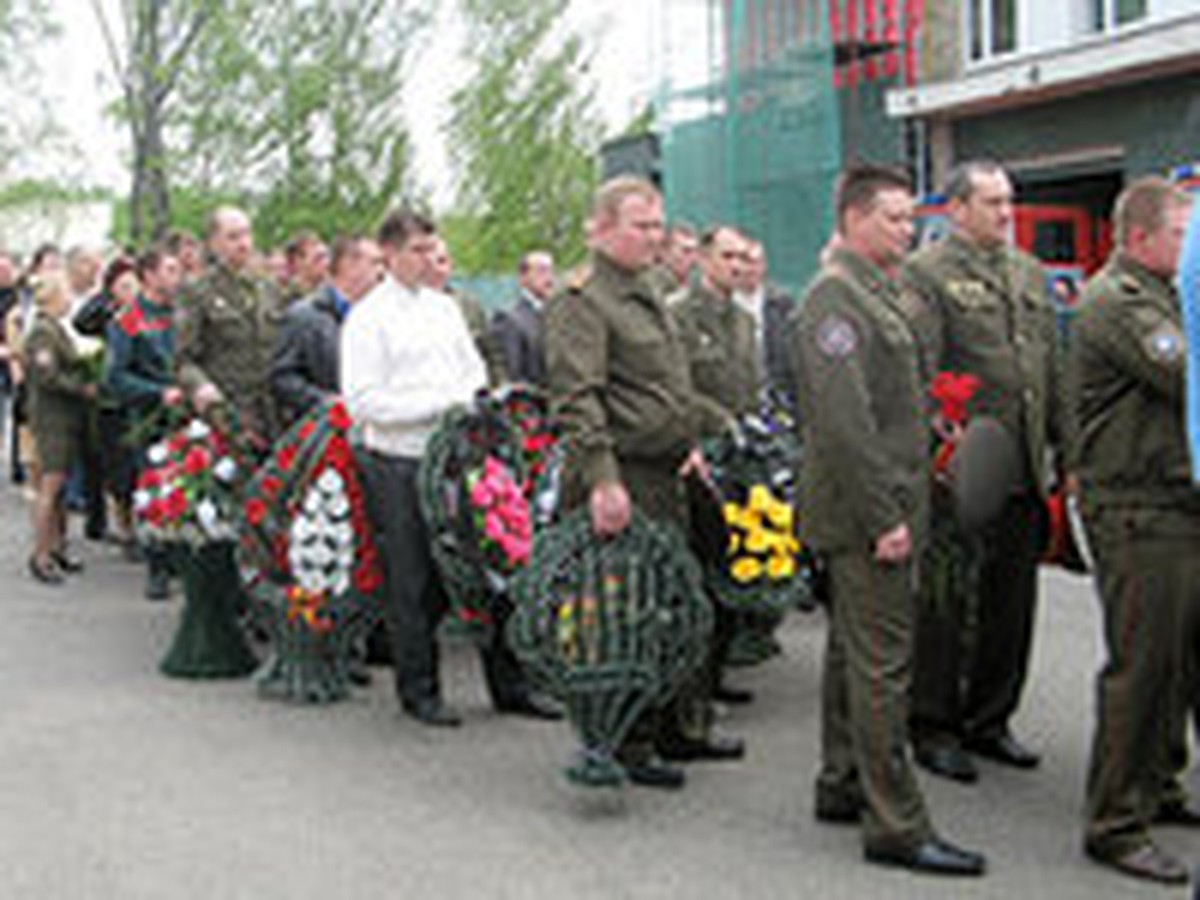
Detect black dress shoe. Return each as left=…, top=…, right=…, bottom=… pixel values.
left=495, top=693, right=564, bottom=720
left=1086, top=842, right=1189, bottom=885
left=814, top=786, right=862, bottom=825
left=659, top=733, right=746, bottom=763
left=624, top=757, right=686, bottom=790
left=713, top=684, right=755, bottom=705
left=403, top=699, right=462, bottom=727
left=865, top=838, right=987, bottom=877
left=965, top=732, right=1040, bottom=769
left=914, top=743, right=979, bottom=784
left=1154, top=799, right=1200, bottom=826
left=29, top=556, right=65, bottom=586
left=51, top=549, right=85, bottom=574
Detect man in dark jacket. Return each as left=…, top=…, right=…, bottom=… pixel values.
left=270, top=236, right=383, bottom=426
left=489, top=250, right=555, bottom=387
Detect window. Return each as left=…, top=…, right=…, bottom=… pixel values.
left=967, top=0, right=1018, bottom=62
left=1092, top=0, right=1148, bottom=30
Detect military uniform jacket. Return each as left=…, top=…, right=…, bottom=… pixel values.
left=904, top=233, right=1061, bottom=493
left=546, top=251, right=729, bottom=492
left=24, top=311, right=90, bottom=436
left=791, top=248, right=928, bottom=554
left=104, top=294, right=175, bottom=416
left=1070, top=253, right=1198, bottom=517
left=177, top=261, right=284, bottom=440
left=672, top=282, right=761, bottom=417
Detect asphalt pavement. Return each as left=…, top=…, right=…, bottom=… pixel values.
left=0, top=478, right=1196, bottom=899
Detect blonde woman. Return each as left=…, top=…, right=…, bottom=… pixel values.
left=24, top=273, right=96, bottom=584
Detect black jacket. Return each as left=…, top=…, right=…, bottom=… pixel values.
left=763, top=284, right=797, bottom=402
left=490, top=294, right=545, bottom=387
left=270, top=285, right=344, bottom=425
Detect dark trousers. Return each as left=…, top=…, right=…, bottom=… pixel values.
left=912, top=490, right=1044, bottom=745
left=358, top=450, right=446, bottom=708
left=358, top=448, right=532, bottom=710
left=81, top=410, right=107, bottom=538
left=1084, top=510, right=1200, bottom=856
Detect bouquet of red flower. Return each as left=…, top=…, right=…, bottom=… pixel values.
left=929, top=371, right=982, bottom=477
left=237, top=399, right=383, bottom=703
left=134, top=417, right=245, bottom=546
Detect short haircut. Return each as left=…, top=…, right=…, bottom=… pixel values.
left=518, top=250, right=551, bottom=275
left=329, top=235, right=365, bottom=275
left=835, top=163, right=913, bottom=230
left=666, top=222, right=697, bottom=242
left=1112, top=176, right=1191, bottom=248
left=65, top=245, right=98, bottom=272
left=285, top=230, right=323, bottom=263
left=699, top=225, right=740, bottom=252
left=206, top=205, right=246, bottom=240
left=164, top=229, right=196, bottom=255
left=102, top=256, right=137, bottom=296
left=376, top=207, right=435, bottom=250
left=943, top=160, right=1008, bottom=204
left=136, top=244, right=175, bottom=280
left=591, top=176, right=660, bottom=226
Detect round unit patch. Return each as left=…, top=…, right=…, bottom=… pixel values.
left=1143, top=324, right=1185, bottom=364
left=815, top=315, right=857, bottom=358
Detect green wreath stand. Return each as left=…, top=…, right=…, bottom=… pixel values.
left=161, top=541, right=259, bottom=679
left=508, top=509, right=713, bottom=787
left=238, top=400, right=383, bottom=704
left=418, top=386, right=560, bottom=643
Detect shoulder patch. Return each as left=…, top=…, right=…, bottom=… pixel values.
left=1143, top=323, right=1186, bottom=364
left=814, top=315, right=858, bottom=358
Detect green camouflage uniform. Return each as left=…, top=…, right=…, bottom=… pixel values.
left=1071, top=253, right=1200, bottom=859
left=792, top=246, right=933, bottom=850
left=177, top=260, right=284, bottom=444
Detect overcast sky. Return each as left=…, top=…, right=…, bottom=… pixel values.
left=44, top=0, right=684, bottom=206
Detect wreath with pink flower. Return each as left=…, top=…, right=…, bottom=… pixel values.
left=418, top=385, right=561, bottom=639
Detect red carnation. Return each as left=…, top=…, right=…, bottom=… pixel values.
left=261, top=475, right=283, bottom=497
left=168, top=435, right=187, bottom=453
left=298, top=422, right=317, bottom=440
left=354, top=564, right=383, bottom=595
left=277, top=445, right=297, bottom=472
left=245, top=497, right=268, bottom=526
left=183, top=445, right=212, bottom=476
left=328, top=402, right=353, bottom=431
left=930, top=372, right=982, bottom=425
left=144, top=498, right=166, bottom=525
left=138, top=469, right=163, bottom=490
left=164, top=489, right=188, bottom=520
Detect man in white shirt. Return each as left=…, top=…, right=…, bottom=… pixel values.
left=341, top=209, right=487, bottom=727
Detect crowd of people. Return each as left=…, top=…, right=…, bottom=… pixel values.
left=0, top=160, right=1196, bottom=887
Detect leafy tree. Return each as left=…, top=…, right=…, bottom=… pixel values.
left=172, top=0, right=428, bottom=249
left=0, top=1, right=61, bottom=182
left=445, top=0, right=601, bottom=274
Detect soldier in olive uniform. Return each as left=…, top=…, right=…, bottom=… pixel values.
left=177, top=206, right=284, bottom=448
left=794, top=164, right=984, bottom=876
left=546, top=177, right=737, bottom=789
left=1072, top=178, right=1199, bottom=886
left=904, top=161, right=1061, bottom=780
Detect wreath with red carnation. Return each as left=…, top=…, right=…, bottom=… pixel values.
left=237, top=398, right=383, bottom=703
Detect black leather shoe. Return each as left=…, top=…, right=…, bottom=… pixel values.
left=51, top=549, right=85, bottom=574
left=914, top=743, right=979, bottom=784
left=403, top=699, right=462, bottom=727
left=659, top=733, right=746, bottom=763
left=1086, top=842, right=1189, bottom=885
left=1154, top=799, right=1200, bottom=827
left=625, top=758, right=686, bottom=790
left=29, top=556, right=65, bottom=586
left=495, top=693, right=564, bottom=720
left=865, top=838, right=987, bottom=877
left=713, top=684, right=755, bottom=705
left=814, top=786, right=862, bottom=825
left=965, top=732, right=1040, bottom=769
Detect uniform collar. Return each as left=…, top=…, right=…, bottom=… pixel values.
left=591, top=250, right=654, bottom=302
left=1112, top=252, right=1175, bottom=297
left=830, top=246, right=896, bottom=298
